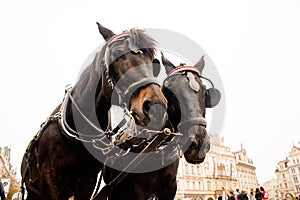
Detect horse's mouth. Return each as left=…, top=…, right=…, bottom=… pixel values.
left=184, top=152, right=206, bottom=164
left=184, top=145, right=209, bottom=164
left=131, top=110, right=150, bottom=127
left=130, top=103, right=167, bottom=130
left=182, top=127, right=211, bottom=164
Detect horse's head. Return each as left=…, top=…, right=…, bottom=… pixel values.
left=96, top=23, right=167, bottom=129
left=162, top=53, right=221, bottom=164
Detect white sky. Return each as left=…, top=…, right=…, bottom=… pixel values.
left=1, top=0, right=300, bottom=184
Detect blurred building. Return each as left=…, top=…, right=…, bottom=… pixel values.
left=0, top=146, right=11, bottom=178
left=176, top=134, right=259, bottom=200
left=0, top=146, right=16, bottom=197
left=275, top=145, right=300, bottom=199
left=233, top=144, right=259, bottom=192
left=262, top=178, right=281, bottom=200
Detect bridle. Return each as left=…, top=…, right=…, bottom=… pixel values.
left=163, top=65, right=210, bottom=129
left=103, top=31, right=160, bottom=105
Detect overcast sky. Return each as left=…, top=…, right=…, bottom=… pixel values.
left=1, top=0, right=300, bottom=184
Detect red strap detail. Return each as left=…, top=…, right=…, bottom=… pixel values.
left=106, top=32, right=130, bottom=45
left=168, top=66, right=201, bottom=76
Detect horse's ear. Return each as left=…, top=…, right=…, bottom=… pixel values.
left=96, top=22, right=115, bottom=41
left=194, top=55, right=205, bottom=74
left=152, top=59, right=161, bottom=77
left=161, top=52, right=175, bottom=74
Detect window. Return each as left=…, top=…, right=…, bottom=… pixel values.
left=291, top=168, right=296, bottom=173
left=185, top=181, right=189, bottom=189
left=296, top=185, right=300, bottom=192
left=207, top=181, right=211, bottom=190
left=285, top=182, right=288, bottom=188
left=293, top=176, right=298, bottom=183
left=282, top=173, right=285, bottom=178
left=280, top=165, right=283, bottom=170
left=195, top=181, right=199, bottom=190
left=190, top=181, right=194, bottom=190
left=199, top=181, right=203, bottom=190
left=218, top=165, right=226, bottom=176
left=178, top=180, right=184, bottom=190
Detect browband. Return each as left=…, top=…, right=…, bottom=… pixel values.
left=106, top=32, right=130, bottom=46
left=168, top=66, right=201, bottom=77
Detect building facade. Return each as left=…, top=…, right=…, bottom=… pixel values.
left=0, top=146, right=11, bottom=178
left=275, top=145, right=300, bottom=199
left=233, top=144, right=259, bottom=193
left=262, top=178, right=282, bottom=200
left=287, top=146, right=300, bottom=197
left=176, top=134, right=259, bottom=200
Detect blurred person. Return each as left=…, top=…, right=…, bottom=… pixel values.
left=228, top=190, right=235, bottom=200
left=238, top=190, right=249, bottom=200
left=255, top=188, right=263, bottom=200
left=260, top=187, right=269, bottom=200
left=222, top=187, right=229, bottom=200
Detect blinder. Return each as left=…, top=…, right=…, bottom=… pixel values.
left=199, top=75, right=221, bottom=108
left=205, top=88, right=221, bottom=108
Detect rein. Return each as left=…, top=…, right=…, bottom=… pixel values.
left=59, top=86, right=107, bottom=141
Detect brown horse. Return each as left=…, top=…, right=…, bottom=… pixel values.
left=20, top=23, right=167, bottom=200
left=96, top=54, right=221, bottom=200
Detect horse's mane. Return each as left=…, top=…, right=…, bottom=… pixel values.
left=73, top=28, right=157, bottom=99
left=126, top=28, right=157, bottom=59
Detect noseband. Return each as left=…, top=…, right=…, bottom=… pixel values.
left=104, top=31, right=160, bottom=105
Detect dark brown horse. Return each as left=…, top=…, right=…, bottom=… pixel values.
left=96, top=54, right=221, bottom=200
left=20, top=23, right=167, bottom=200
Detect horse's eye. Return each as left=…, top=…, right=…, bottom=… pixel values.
left=112, top=50, right=125, bottom=59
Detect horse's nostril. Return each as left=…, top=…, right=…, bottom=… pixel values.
left=206, top=142, right=211, bottom=152
left=191, top=140, right=199, bottom=148
left=142, top=100, right=151, bottom=113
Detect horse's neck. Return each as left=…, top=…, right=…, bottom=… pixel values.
left=66, top=68, right=111, bottom=133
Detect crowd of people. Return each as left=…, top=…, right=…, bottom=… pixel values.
left=218, top=186, right=269, bottom=200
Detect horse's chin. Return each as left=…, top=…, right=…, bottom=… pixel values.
left=182, top=127, right=210, bottom=164
left=184, top=150, right=206, bottom=164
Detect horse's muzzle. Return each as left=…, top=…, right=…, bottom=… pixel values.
left=130, top=84, right=167, bottom=129
left=183, top=126, right=210, bottom=164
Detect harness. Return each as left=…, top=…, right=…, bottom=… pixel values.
left=164, top=65, right=209, bottom=128
left=92, top=65, right=213, bottom=200
left=104, top=30, right=160, bottom=106
left=21, top=31, right=167, bottom=199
